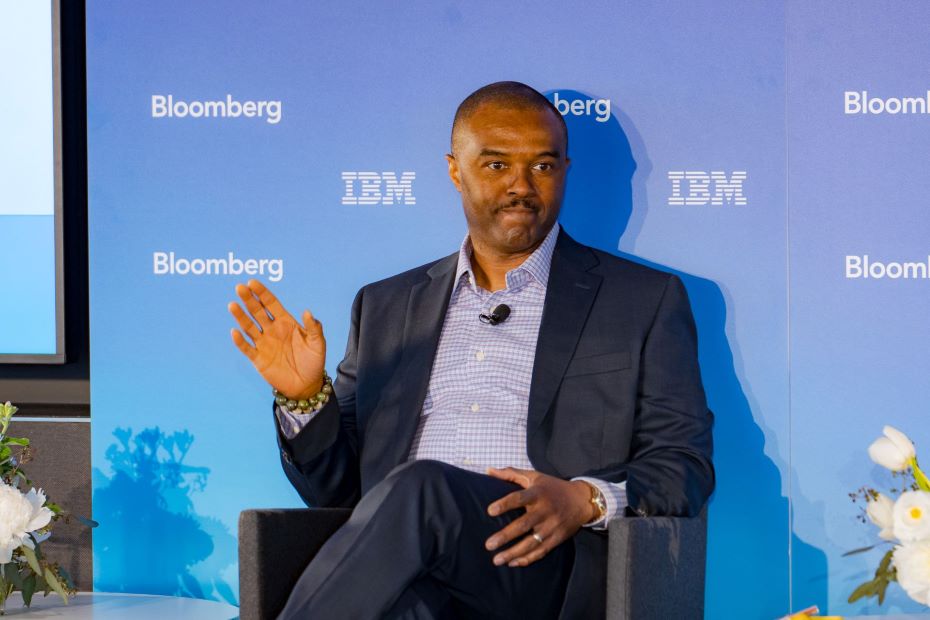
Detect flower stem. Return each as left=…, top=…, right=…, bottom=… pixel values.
left=910, top=458, right=930, bottom=492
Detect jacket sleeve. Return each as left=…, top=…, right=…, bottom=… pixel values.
left=274, top=288, right=364, bottom=508
left=622, top=274, right=715, bottom=517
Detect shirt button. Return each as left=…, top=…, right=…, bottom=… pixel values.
left=463, top=458, right=473, bottom=466
left=470, top=403, right=480, bottom=413
left=475, top=350, right=486, bottom=361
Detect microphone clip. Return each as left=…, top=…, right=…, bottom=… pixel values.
left=479, top=304, right=511, bottom=326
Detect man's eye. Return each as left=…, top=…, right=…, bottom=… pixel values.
left=534, top=162, right=553, bottom=172
left=487, top=161, right=505, bottom=170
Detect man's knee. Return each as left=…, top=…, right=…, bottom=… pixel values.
left=375, top=461, right=468, bottom=534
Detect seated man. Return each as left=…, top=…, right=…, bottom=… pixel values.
left=229, top=81, right=714, bottom=619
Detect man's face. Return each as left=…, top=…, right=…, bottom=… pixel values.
left=447, top=103, right=569, bottom=257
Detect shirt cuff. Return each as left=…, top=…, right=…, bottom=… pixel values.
left=571, top=477, right=628, bottom=531
left=275, top=404, right=322, bottom=439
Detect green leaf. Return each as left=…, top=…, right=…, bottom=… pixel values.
left=848, top=579, right=876, bottom=603
left=877, top=548, right=895, bottom=574
left=36, top=573, right=49, bottom=595
left=877, top=577, right=890, bottom=605
left=3, top=563, right=24, bottom=590
left=44, top=567, right=68, bottom=605
left=22, top=574, right=36, bottom=607
left=20, top=545, right=41, bottom=574
left=4, top=437, right=28, bottom=446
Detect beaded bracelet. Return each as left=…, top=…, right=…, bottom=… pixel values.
left=273, top=371, right=333, bottom=414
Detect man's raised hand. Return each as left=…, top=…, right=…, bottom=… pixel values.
left=228, top=279, right=327, bottom=400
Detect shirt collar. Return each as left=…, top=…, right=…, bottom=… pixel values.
left=453, top=222, right=560, bottom=294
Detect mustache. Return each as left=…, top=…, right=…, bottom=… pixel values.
left=495, top=198, right=540, bottom=212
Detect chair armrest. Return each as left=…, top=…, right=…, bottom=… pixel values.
left=606, top=509, right=708, bottom=620
left=239, top=508, right=352, bottom=620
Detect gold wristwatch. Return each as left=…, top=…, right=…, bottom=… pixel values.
left=585, top=483, right=608, bottom=525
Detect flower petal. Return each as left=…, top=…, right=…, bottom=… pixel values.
left=869, top=437, right=908, bottom=471
left=893, top=542, right=930, bottom=605
left=0, top=541, right=14, bottom=564
left=883, top=425, right=916, bottom=460
left=893, top=490, right=930, bottom=543
left=867, top=493, right=895, bottom=530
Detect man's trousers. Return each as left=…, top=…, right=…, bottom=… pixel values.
left=278, top=459, right=575, bottom=619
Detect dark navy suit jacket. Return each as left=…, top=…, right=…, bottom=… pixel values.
left=277, top=230, right=715, bottom=618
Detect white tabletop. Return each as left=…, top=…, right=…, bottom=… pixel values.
left=0, top=592, right=238, bottom=619
left=849, top=616, right=930, bottom=619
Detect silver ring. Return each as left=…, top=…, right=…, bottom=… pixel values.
left=532, top=532, right=544, bottom=544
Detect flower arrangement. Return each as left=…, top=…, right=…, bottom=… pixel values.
left=0, top=402, right=94, bottom=613
left=848, top=425, right=930, bottom=607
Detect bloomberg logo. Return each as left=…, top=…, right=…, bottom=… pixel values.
left=153, top=251, right=284, bottom=282
left=845, top=91, right=930, bottom=115
left=151, top=94, right=282, bottom=124
left=341, top=172, right=416, bottom=205
left=846, top=255, right=930, bottom=280
left=551, top=92, right=611, bottom=123
left=667, top=171, right=748, bottom=206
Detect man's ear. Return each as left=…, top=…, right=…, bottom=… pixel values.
left=445, top=154, right=462, bottom=192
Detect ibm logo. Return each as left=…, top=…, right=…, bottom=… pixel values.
left=341, top=172, right=416, bottom=205
left=667, top=171, right=747, bottom=206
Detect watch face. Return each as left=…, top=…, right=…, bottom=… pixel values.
left=592, top=490, right=607, bottom=517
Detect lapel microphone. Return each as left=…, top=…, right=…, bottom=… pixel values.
left=479, top=304, right=511, bottom=326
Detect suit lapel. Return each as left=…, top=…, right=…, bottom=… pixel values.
left=528, top=233, right=602, bottom=432
left=378, top=254, right=458, bottom=471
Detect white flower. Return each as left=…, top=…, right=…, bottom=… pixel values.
left=0, top=484, right=54, bottom=564
left=893, top=491, right=930, bottom=543
left=867, top=493, right=896, bottom=541
left=893, top=541, right=930, bottom=605
left=868, top=425, right=917, bottom=471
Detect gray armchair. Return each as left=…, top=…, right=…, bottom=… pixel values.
left=238, top=508, right=707, bottom=619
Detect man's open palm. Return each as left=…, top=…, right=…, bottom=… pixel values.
left=228, top=279, right=326, bottom=400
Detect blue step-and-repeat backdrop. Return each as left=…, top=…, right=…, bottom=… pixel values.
left=86, top=1, right=930, bottom=616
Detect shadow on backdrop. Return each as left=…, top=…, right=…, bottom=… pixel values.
left=92, top=427, right=237, bottom=605
left=548, top=88, right=827, bottom=616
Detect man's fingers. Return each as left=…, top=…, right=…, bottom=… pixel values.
left=229, top=302, right=261, bottom=341
left=230, top=329, right=257, bottom=360
left=492, top=524, right=558, bottom=567
left=248, top=279, right=289, bottom=321
left=302, top=310, right=323, bottom=339
left=488, top=487, right=533, bottom=517
left=506, top=532, right=559, bottom=568
left=236, top=283, right=273, bottom=328
left=486, top=467, right=533, bottom=488
left=491, top=533, right=541, bottom=566
left=485, top=510, right=540, bottom=551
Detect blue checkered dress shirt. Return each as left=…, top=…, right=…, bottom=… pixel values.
left=278, top=224, right=627, bottom=527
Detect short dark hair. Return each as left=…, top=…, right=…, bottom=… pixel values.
left=451, top=81, right=568, bottom=153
